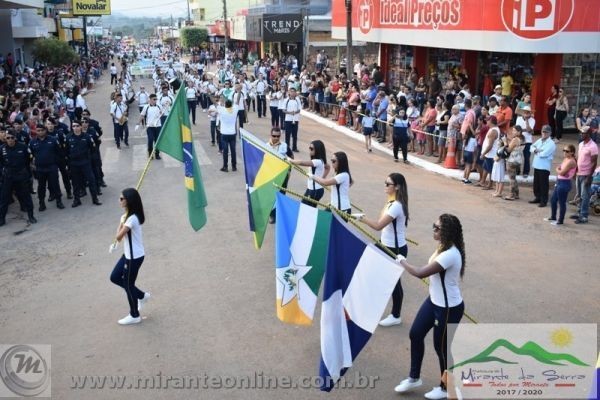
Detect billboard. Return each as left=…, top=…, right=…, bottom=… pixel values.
left=262, top=14, right=303, bottom=43
left=331, top=0, right=600, bottom=53
left=72, top=0, right=111, bottom=16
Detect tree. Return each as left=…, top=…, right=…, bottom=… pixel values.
left=180, top=27, right=208, bottom=50
left=32, top=37, right=79, bottom=67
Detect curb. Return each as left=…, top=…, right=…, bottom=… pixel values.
left=300, top=110, right=557, bottom=184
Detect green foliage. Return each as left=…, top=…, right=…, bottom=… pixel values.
left=32, top=38, right=79, bottom=67
left=180, top=27, right=208, bottom=49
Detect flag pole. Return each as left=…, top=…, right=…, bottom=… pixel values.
left=243, top=134, right=364, bottom=212
left=273, top=187, right=479, bottom=325
left=273, top=183, right=418, bottom=247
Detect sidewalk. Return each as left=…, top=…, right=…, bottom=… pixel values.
left=300, top=110, right=564, bottom=184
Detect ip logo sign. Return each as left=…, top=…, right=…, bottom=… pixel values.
left=0, top=345, right=51, bottom=397
left=501, top=0, right=574, bottom=40
left=357, top=0, right=374, bottom=34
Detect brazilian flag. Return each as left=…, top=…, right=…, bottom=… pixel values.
left=155, top=86, right=207, bottom=231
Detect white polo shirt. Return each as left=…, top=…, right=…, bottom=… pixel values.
left=330, top=172, right=351, bottom=210
left=284, top=97, right=302, bottom=122
left=141, top=103, right=162, bottom=127
left=428, top=246, right=463, bottom=307
left=307, top=159, right=325, bottom=190
left=124, top=214, right=144, bottom=260
left=381, top=201, right=407, bottom=248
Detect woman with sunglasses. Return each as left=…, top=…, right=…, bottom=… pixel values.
left=354, top=173, right=409, bottom=327
left=394, top=214, right=466, bottom=400
left=309, top=151, right=353, bottom=213
left=545, top=144, right=577, bottom=226
left=288, top=140, right=330, bottom=205
left=109, top=188, right=150, bottom=325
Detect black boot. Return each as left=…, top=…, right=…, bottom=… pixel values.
left=27, top=211, right=37, bottom=224
left=72, top=198, right=82, bottom=208
left=48, top=194, right=55, bottom=202
left=67, top=191, right=73, bottom=200
left=155, top=152, right=161, bottom=160
left=0, top=218, right=5, bottom=226
left=97, top=187, right=103, bottom=196
left=92, top=196, right=102, bottom=206
left=99, top=179, right=107, bottom=188
left=39, top=201, right=46, bottom=212
left=56, top=199, right=65, bottom=209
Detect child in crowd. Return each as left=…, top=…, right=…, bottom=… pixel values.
left=362, top=109, right=374, bottom=152
left=462, top=129, right=477, bottom=184
left=413, top=118, right=425, bottom=155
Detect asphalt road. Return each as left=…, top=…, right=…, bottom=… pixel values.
left=0, top=70, right=598, bottom=400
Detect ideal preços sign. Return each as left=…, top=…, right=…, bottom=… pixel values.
left=72, top=0, right=111, bottom=16
left=334, top=0, right=599, bottom=52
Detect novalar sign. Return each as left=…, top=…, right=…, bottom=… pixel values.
left=73, top=0, right=111, bottom=16
left=262, top=14, right=303, bottom=42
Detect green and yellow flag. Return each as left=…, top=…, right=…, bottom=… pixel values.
left=155, top=86, right=207, bottom=231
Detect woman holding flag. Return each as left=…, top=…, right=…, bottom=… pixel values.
left=393, top=213, right=466, bottom=400
left=353, top=173, right=410, bottom=327
left=109, top=188, right=151, bottom=326
left=309, top=151, right=352, bottom=214
left=287, top=140, right=330, bottom=205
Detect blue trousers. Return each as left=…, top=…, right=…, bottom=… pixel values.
left=146, top=126, right=161, bottom=156
left=409, top=298, right=464, bottom=381
left=221, top=134, right=236, bottom=168
left=285, top=121, right=299, bottom=151
left=550, top=179, right=571, bottom=223
left=110, top=255, right=145, bottom=318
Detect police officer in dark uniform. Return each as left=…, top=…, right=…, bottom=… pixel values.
left=66, top=120, right=102, bottom=208
left=0, top=131, right=37, bottom=226
left=81, top=118, right=103, bottom=195
left=29, top=124, right=65, bottom=211
left=46, top=117, right=73, bottom=200
left=12, top=119, right=30, bottom=146
left=81, top=109, right=106, bottom=188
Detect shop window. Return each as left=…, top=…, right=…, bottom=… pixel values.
left=478, top=52, right=534, bottom=99
left=387, top=45, right=413, bottom=90
left=561, top=54, right=598, bottom=128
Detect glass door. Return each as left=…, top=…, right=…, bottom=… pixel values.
left=560, top=65, right=581, bottom=129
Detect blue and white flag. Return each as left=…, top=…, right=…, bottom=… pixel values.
left=319, top=213, right=404, bottom=391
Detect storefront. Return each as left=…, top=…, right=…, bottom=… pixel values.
left=332, top=0, right=600, bottom=129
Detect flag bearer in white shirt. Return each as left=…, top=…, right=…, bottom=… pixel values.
left=283, top=87, right=302, bottom=152
left=139, top=94, right=163, bottom=159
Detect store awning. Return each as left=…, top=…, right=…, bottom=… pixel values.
left=0, top=0, right=43, bottom=9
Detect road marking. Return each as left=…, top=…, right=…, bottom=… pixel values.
left=194, top=139, right=213, bottom=165
left=101, top=147, right=120, bottom=172
left=133, top=144, right=149, bottom=171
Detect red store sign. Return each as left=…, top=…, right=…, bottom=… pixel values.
left=333, top=0, right=600, bottom=53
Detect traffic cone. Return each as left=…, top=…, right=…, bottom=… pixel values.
left=444, top=135, right=458, bottom=169
left=337, top=106, right=346, bottom=126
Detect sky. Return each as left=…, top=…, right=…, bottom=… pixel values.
left=111, top=0, right=189, bottom=18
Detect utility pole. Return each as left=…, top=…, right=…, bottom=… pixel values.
left=83, top=16, right=88, bottom=58
left=223, top=0, right=228, bottom=50
left=345, top=0, right=352, bottom=76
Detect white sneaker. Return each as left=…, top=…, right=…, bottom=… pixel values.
left=138, top=292, right=151, bottom=311
left=379, top=314, right=402, bottom=327
left=394, top=377, right=422, bottom=393
left=118, top=315, right=141, bottom=325
left=425, top=386, right=447, bottom=399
